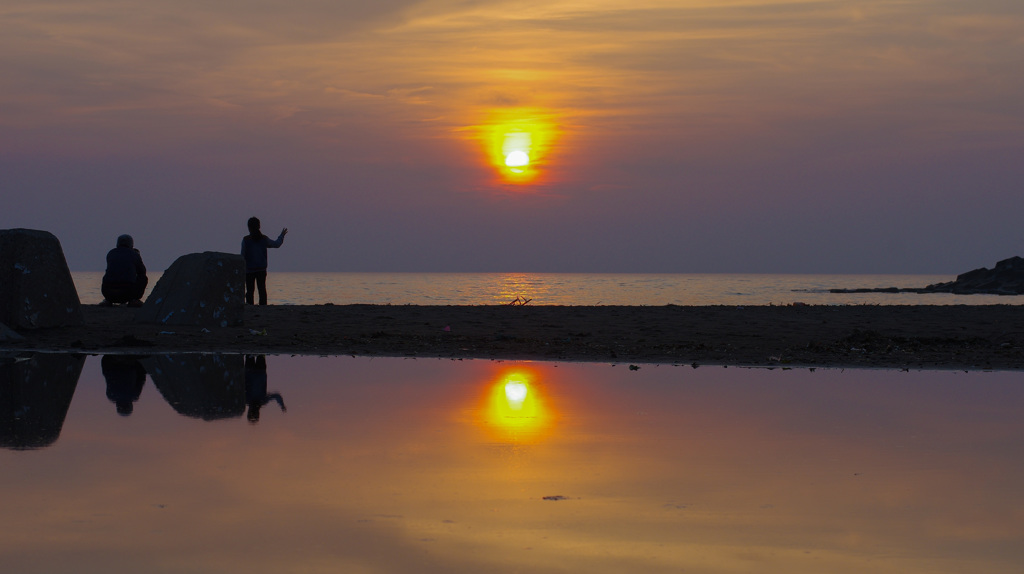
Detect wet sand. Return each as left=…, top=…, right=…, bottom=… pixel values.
left=5, top=304, right=1024, bottom=369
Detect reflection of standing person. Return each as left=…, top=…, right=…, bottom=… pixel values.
left=100, top=234, right=148, bottom=307
left=101, top=355, right=147, bottom=416
left=241, top=217, right=287, bottom=305
left=244, top=355, right=286, bottom=423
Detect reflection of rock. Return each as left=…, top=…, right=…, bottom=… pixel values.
left=134, top=252, right=245, bottom=328
left=831, top=256, right=1024, bottom=295
left=0, top=229, right=83, bottom=329
left=0, top=353, right=84, bottom=450
left=141, top=354, right=245, bottom=420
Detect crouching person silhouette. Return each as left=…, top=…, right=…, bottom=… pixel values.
left=100, top=234, right=148, bottom=307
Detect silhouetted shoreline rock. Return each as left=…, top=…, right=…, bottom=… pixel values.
left=134, top=251, right=245, bottom=327
left=830, top=257, right=1024, bottom=295
left=0, top=228, right=83, bottom=329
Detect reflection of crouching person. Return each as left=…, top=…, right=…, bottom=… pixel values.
left=100, top=234, right=148, bottom=307
left=102, top=355, right=148, bottom=416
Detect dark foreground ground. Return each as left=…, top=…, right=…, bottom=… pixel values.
left=5, top=304, right=1024, bottom=370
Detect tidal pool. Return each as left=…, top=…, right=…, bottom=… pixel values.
left=2, top=354, right=1023, bottom=573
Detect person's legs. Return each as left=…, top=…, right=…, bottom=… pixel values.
left=128, top=276, right=148, bottom=304
left=101, top=283, right=132, bottom=305
left=245, top=272, right=257, bottom=304
left=255, top=271, right=269, bottom=305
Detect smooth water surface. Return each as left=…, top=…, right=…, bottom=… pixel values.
left=73, top=271, right=1024, bottom=306
left=2, top=355, right=1024, bottom=573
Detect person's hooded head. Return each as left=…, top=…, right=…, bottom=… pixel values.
left=116, top=234, right=134, bottom=249
left=247, top=217, right=262, bottom=237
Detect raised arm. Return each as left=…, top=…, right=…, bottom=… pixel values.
left=267, top=228, right=288, bottom=248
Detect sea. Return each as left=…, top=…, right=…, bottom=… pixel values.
left=4, top=356, right=1024, bottom=571
left=11, top=279, right=1024, bottom=572
left=70, top=271, right=1024, bottom=306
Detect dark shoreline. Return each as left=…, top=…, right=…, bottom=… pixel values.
left=3, top=304, right=1024, bottom=370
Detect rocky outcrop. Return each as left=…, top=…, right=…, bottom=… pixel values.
left=830, top=256, right=1024, bottom=295
left=0, top=229, right=83, bottom=329
left=922, top=256, right=1024, bottom=294
left=134, top=252, right=245, bottom=327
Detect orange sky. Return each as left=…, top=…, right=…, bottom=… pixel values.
left=2, top=0, right=1023, bottom=272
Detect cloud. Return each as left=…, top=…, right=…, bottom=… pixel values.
left=2, top=0, right=1022, bottom=272
left=5, top=0, right=1020, bottom=153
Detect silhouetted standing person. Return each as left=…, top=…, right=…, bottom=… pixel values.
left=241, top=217, right=287, bottom=305
left=100, top=234, right=148, bottom=307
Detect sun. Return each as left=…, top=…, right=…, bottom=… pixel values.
left=505, top=150, right=529, bottom=169
left=470, top=108, right=559, bottom=184
left=500, top=130, right=532, bottom=175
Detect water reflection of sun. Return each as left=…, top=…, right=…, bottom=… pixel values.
left=478, top=367, right=555, bottom=444
left=471, top=108, right=560, bottom=185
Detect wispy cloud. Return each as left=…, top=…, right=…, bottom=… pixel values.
left=4, top=0, right=1020, bottom=151
left=3, top=0, right=1022, bottom=272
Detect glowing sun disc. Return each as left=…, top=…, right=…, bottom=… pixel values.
left=505, top=150, right=530, bottom=167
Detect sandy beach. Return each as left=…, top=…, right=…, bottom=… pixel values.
left=4, top=304, right=1024, bottom=370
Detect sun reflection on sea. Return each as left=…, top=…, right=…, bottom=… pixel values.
left=478, top=367, right=555, bottom=444
left=491, top=272, right=549, bottom=305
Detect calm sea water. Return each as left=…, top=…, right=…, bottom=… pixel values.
left=3, top=354, right=1023, bottom=572
left=71, top=271, right=1024, bottom=306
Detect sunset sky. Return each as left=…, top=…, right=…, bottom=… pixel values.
left=3, top=0, right=1023, bottom=273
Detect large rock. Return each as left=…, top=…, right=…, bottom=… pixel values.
left=134, top=252, right=245, bottom=327
left=0, top=229, right=83, bottom=329
left=0, top=323, right=24, bottom=342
